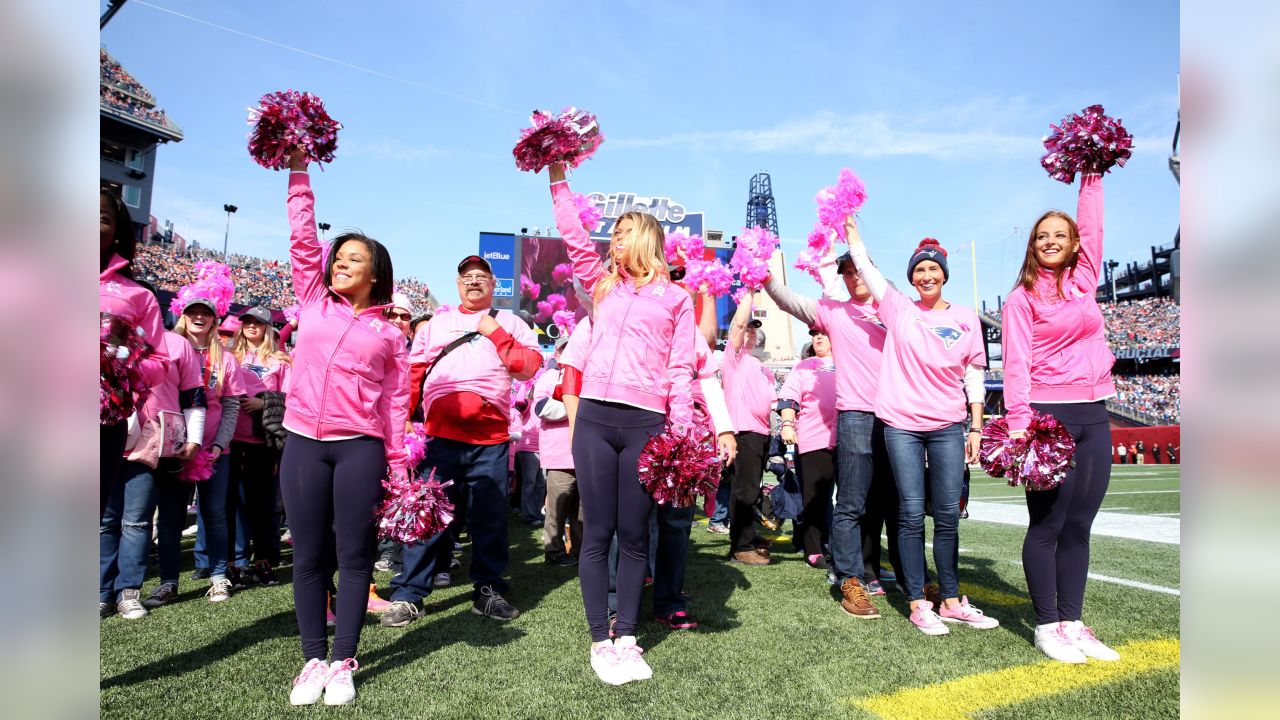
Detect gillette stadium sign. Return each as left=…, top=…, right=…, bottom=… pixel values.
left=584, top=192, right=704, bottom=240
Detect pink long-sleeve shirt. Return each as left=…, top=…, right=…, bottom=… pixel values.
left=1001, top=174, right=1116, bottom=432
left=778, top=355, right=838, bottom=453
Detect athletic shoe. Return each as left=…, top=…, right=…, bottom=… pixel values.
left=227, top=566, right=247, bottom=591
left=731, top=549, right=770, bottom=566
left=433, top=572, right=452, bottom=587
left=826, top=569, right=837, bottom=586
left=289, top=658, right=329, bottom=706
left=373, top=557, right=393, bottom=572
left=655, top=610, right=699, bottom=630
left=706, top=523, right=729, bottom=535
left=589, top=642, right=629, bottom=685
left=280, top=529, right=293, bottom=545
left=908, top=601, right=949, bottom=635
left=326, top=599, right=336, bottom=628
left=865, top=579, right=886, bottom=596
left=879, top=568, right=897, bottom=583
left=181, top=524, right=198, bottom=538
left=366, top=584, right=391, bottom=613
left=1063, top=620, right=1121, bottom=661
left=380, top=600, right=422, bottom=627
left=614, top=636, right=652, bottom=681
left=644, top=576, right=654, bottom=587
left=142, top=582, right=179, bottom=609
left=450, top=557, right=462, bottom=571
left=938, top=596, right=1000, bottom=629
left=207, top=577, right=233, bottom=603
left=116, top=589, right=147, bottom=620
left=100, top=601, right=115, bottom=619
left=608, top=616, right=617, bottom=640
left=545, top=553, right=576, bottom=566
left=839, top=577, right=881, bottom=619
left=190, top=567, right=211, bottom=580
left=806, top=554, right=828, bottom=569
left=253, top=560, right=280, bottom=586
left=472, top=587, right=520, bottom=620
left=323, top=658, right=359, bottom=705
left=1034, top=622, right=1087, bottom=664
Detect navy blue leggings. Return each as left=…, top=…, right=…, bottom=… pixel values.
left=278, top=432, right=386, bottom=662
left=1023, top=401, right=1112, bottom=624
left=572, top=399, right=664, bottom=642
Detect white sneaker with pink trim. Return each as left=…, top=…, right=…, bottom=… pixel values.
left=908, top=602, right=950, bottom=635
left=1035, top=623, right=1087, bottom=664
left=1064, top=621, right=1121, bottom=661
left=289, top=658, right=329, bottom=706
left=323, top=658, right=359, bottom=705
left=589, top=642, right=630, bottom=685
left=613, top=635, right=653, bottom=681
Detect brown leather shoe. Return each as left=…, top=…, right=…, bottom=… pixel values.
left=924, top=582, right=942, bottom=608
left=731, top=549, right=770, bottom=565
left=840, top=577, right=881, bottom=619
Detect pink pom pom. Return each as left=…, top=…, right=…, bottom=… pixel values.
left=247, top=90, right=343, bottom=170
left=571, top=192, right=603, bottom=231
left=664, top=230, right=705, bottom=266
left=552, top=262, right=574, bottom=287
left=534, top=300, right=554, bottom=323
left=180, top=450, right=217, bottom=483
left=403, top=423, right=428, bottom=469
left=814, top=168, right=868, bottom=241
left=792, top=227, right=831, bottom=283
left=375, top=468, right=456, bottom=545
left=100, top=313, right=154, bottom=425
left=730, top=226, right=779, bottom=291
left=731, top=286, right=751, bottom=305
left=684, top=257, right=734, bottom=297
left=979, top=412, right=1076, bottom=491
left=169, top=261, right=236, bottom=318
left=520, top=274, right=541, bottom=301
left=637, top=425, right=722, bottom=507
left=1041, top=105, right=1133, bottom=184
left=552, top=309, right=578, bottom=337
left=546, top=293, right=568, bottom=311
left=513, top=106, right=604, bottom=173
left=283, top=303, right=299, bottom=325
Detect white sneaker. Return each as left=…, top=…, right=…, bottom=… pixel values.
left=181, top=524, right=198, bottom=538
left=289, top=659, right=329, bottom=705
left=1035, top=622, right=1087, bottom=664
left=116, top=589, right=148, bottom=620
left=613, top=635, right=653, bottom=681
left=323, top=658, right=359, bottom=705
left=1064, top=620, right=1121, bottom=661
left=589, top=642, right=630, bottom=685
left=207, top=577, right=232, bottom=603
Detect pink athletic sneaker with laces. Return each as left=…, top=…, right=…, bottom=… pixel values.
left=937, top=596, right=1000, bottom=629
left=324, top=658, right=359, bottom=705
left=909, top=601, right=949, bottom=635
left=614, top=636, right=653, bottom=681
left=366, top=584, right=391, bottom=613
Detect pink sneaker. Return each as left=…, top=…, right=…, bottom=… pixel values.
left=614, top=636, right=653, bottom=681
left=326, top=596, right=336, bottom=628
left=938, top=596, right=1000, bottom=629
left=366, top=584, right=391, bottom=613
left=909, top=601, right=949, bottom=635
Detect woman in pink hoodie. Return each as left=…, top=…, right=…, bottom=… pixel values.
left=278, top=149, right=410, bottom=706
left=548, top=163, right=697, bottom=686
left=1001, top=173, right=1121, bottom=664
left=100, top=189, right=167, bottom=517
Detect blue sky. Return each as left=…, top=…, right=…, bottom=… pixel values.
left=101, top=0, right=1179, bottom=333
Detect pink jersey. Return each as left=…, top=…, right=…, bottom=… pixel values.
left=815, top=297, right=886, bottom=413
left=193, top=345, right=246, bottom=448
left=874, top=289, right=985, bottom=432
left=778, top=356, right=838, bottom=453
left=233, top=352, right=291, bottom=444
left=721, top=343, right=775, bottom=435
left=139, top=331, right=204, bottom=423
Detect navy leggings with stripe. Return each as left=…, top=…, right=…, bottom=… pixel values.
left=1022, top=401, right=1112, bottom=625
left=279, top=432, right=385, bottom=662
left=573, top=399, right=664, bottom=642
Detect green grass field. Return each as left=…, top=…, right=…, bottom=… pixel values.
left=100, top=465, right=1181, bottom=719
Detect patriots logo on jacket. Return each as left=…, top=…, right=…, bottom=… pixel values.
left=369, top=319, right=384, bottom=332
left=105, top=281, right=122, bottom=295
left=931, top=326, right=963, bottom=349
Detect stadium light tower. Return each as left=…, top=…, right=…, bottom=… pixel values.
left=318, top=222, right=331, bottom=238
left=745, top=172, right=779, bottom=236
left=222, top=204, right=238, bottom=258
left=101, top=0, right=129, bottom=29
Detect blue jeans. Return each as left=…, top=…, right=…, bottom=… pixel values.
left=516, top=450, right=546, bottom=524
left=883, top=422, right=966, bottom=602
left=392, top=438, right=510, bottom=602
left=191, top=454, right=231, bottom=577
left=833, top=411, right=880, bottom=582
left=709, top=467, right=731, bottom=526
left=100, top=461, right=157, bottom=602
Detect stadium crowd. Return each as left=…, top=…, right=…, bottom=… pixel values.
left=100, top=48, right=155, bottom=102
left=1112, top=374, right=1181, bottom=425
left=1099, top=297, right=1180, bottom=350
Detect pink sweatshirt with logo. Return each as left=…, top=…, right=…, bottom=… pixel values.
left=874, top=288, right=986, bottom=432
left=142, top=331, right=204, bottom=422
left=100, top=253, right=168, bottom=386
left=550, top=181, right=696, bottom=430
left=233, top=353, right=292, bottom=444
left=1001, top=175, right=1116, bottom=432
left=192, top=345, right=244, bottom=449
left=284, top=172, right=410, bottom=473
left=778, top=356, right=838, bottom=453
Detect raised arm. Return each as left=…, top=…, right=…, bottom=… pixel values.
left=844, top=216, right=889, bottom=302
left=728, top=290, right=756, bottom=353
left=1072, top=174, right=1104, bottom=292
left=548, top=163, right=604, bottom=293
left=695, top=291, right=717, bottom=348
left=763, top=273, right=819, bottom=326
left=285, top=149, right=327, bottom=307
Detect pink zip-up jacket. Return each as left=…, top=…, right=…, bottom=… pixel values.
left=100, top=253, right=168, bottom=386
left=1001, top=174, right=1116, bottom=433
left=284, top=171, right=410, bottom=474
left=550, top=180, right=696, bottom=430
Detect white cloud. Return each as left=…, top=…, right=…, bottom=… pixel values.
left=341, top=137, right=449, bottom=163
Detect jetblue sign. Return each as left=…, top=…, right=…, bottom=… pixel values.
left=584, top=192, right=703, bottom=241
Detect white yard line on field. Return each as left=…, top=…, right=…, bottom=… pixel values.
left=1009, top=561, right=1181, bottom=596
left=966, top=501, right=1181, bottom=545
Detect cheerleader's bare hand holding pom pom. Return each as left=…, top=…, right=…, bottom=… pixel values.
left=548, top=162, right=566, bottom=184
left=288, top=147, right=308, bottom=172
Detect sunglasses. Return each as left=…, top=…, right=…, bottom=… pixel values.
left=386, top=311, right=412, bottom=321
